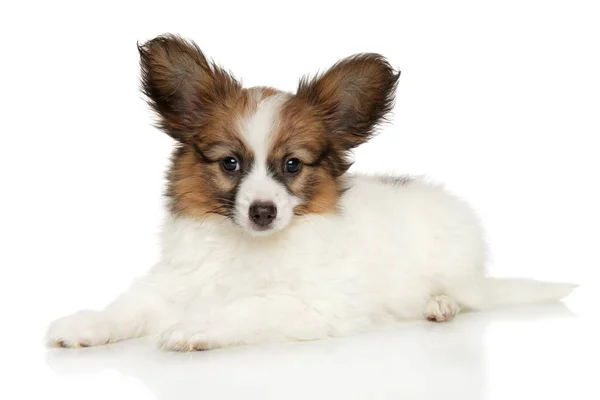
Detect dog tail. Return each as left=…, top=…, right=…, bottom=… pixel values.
left=476, top=278, right=577, bottom=310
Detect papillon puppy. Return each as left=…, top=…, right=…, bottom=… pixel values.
left=47, top=34, right=576, bottom=351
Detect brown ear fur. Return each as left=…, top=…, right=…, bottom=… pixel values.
left=296, top=54, right=400, bottom=150
left=138, top=34, right=241, bottom=142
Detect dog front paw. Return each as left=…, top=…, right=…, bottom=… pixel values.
left=157, top=323, right=219, bottom=352
left=46, top=310, right=111, bottom=348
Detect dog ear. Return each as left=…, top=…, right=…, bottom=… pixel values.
left=297, top=54, right=399, bottom=149
left=138, top=34, right=241, bottom=142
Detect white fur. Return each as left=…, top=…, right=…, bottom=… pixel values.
left=46, top=176, right=576, bottom=350
left=234, top=93, right=300, bottom=234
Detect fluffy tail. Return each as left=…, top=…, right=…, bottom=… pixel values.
left=478, top=278, right=577, bottom=310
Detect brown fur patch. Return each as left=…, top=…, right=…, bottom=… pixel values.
left=297, top=53, right=400, bottom=149
left=138, top=34, right=243, bottom=143
left=268, top=97, right=342, bottom=215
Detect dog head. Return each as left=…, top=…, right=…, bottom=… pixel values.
left=139, top=34, right=399, bottom=236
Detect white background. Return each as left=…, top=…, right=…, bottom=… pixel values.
left=1, top=1, right=598, bottom=399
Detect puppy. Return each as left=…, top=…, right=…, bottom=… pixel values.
left=47, top=34, right=576, bottom=351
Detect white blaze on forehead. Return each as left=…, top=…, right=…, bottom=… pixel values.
left=239, top=92, right=289, bottom=165
left=235, top=91, right=300, bottom=234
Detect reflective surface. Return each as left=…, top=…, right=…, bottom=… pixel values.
left=8, top=290, right=595, bottom=400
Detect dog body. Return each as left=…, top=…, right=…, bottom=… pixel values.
left=49, top=176, right=488, bottom=350
left=47, top=35, right=575, bottom=351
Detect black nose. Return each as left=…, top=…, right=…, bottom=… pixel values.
left=249, top=202, right=277, bottom=227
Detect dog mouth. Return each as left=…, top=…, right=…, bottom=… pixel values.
left=246, top=221, right=278, bottom=236
left=250, top=222, right=273, bottom=231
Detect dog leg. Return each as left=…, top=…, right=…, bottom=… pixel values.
left=158, top=295, right=330, bottom=351
left=46, top=280, right=174, bottom=348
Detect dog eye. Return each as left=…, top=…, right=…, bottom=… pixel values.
left=221, top=156, right=240, bottom=173
left=284, top=158, right=302, bottom=175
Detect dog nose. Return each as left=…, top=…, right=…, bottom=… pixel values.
left=249, top=202, right=277, bottom=227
